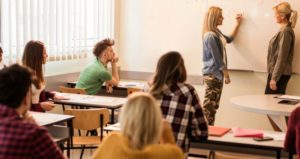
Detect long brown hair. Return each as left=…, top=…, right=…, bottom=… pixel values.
left=22, top=40, right=45, bottom=89
left=150, top=51, right=187, bottom=97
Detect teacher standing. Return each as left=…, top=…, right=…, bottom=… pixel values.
left=265, top=2, right=298, bottom=94
left=265, top=2, right=298, bottom=131
left=202, top=6, right=242, bottom=125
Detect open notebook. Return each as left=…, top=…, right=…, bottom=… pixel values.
left=209, top=126, right=231, bottom=137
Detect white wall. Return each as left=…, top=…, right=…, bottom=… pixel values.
left=44, top=58, right=91, bottom=76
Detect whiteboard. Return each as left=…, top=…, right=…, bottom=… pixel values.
left=205, top=0, right=300, bottom=74
left=119, top=0, right=300, bottom=75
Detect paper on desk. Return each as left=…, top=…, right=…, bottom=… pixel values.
left=232, top=127, right=263, bottom=138
left=263, top=132, right=286, bottom=141
left=118, top=81, right=145, bottom=88
left=278, top=95, right=300, bottom=100
left=106, top=123, right=121, bottom=131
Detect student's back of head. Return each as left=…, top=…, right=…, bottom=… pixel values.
left=150, top=51, right=187, bottom=97
left=0, top=64, right=32, bottom=108
left=120, top=92, right=162, bottom=150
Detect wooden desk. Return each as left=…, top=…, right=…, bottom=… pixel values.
left=230, top=95, right=300, bottom=131
left=54, top=93, right=127, bottom=123
left=67, top=81, right=145, bottom=97
left=31, top=111, right=74, bottom=157
left=31, top=111, right=74, bottom=127
left=104, top=123, right=288, bottom=159
left=191, top=130, right=287, bottom=159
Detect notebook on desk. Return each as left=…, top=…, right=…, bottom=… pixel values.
left=232, top=127, right=263, bottom=138
left=209, top=126, right=231, bottom=137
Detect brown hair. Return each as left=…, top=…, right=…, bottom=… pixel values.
left=22, top=40, right=45, bottom=88
left=0, top=64, right=34, bottom=108
left=0, top=46, right=3, bottom=54
left=150, top=51, right=187, bottom=97
left=93, top=38, right=115, bottom=58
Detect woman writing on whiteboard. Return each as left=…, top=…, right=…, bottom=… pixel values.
left=265, top=2, right=297, bottom=131
left=202, top=6, right=242, bottom=125
left=265, top=2, right=297, bottom=95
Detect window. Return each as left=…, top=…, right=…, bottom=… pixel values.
left=0, top=0, right=115, bottom=64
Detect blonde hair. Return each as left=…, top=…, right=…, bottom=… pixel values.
left=120, top=92, right=163, bottom=150
left=273, top=2, right=298, bottom=28
left=202, top=6, right=223, bottom=36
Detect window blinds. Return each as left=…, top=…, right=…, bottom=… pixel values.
left=0, top=0, right=115, bottom=64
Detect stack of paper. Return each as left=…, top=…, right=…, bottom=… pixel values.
left=278, top=95, right=300, bottom=100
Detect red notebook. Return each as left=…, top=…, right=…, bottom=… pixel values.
left=209, top=126, right=231, bottom=137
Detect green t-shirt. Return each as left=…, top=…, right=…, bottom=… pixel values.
left=76, top=59, right=112, bottom=95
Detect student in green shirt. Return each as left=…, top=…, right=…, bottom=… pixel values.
left=76, top=39, right=120, bottom=95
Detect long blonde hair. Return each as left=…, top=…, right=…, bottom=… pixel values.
left=202, top=6, right=223, bottom=36
left=120, top=92, right=163, bottom=150
left=273, top=2, right=298, bottom=28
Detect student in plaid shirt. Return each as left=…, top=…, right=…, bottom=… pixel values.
left=150, top=51, right=208, bottom=156
left=0, top=64, right=65, bottom=159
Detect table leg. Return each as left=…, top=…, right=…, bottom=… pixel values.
left=276, top=150, right=281, bottom=159
left=66, top=120, right=74, bottom=157
left=268, top=115, right=287, bottom=131
left=111, top=109, right=115, bottom=124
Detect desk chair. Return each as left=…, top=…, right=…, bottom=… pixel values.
left=59, top=86, right=86, bottom=110
left=64, top=108, right=109, bottom=159
left=211, top=152, right=263, bottom=159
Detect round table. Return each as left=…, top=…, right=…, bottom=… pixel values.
left=230, top=94, right=300, bottom=131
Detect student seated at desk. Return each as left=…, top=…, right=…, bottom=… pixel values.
left=0, top=64, right=65, bottom=159
left=149, top=51, right=208, bottom=157
left=284, top=107, right=300, bottom=158
left=22, top=40, right=63, bottom=112
left=92, top=92, right=184, bottom=159
left=76, top=38, right=120, bottom=95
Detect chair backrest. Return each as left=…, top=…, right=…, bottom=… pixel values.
left=59, top=86, right=86, bottom=94
left=64, top=108, right=110, bottom=131
left=127, top=87, right=141, bottom=95
left=214, top=152, right=263, bottom=159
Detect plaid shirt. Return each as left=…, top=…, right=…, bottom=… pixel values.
left=0, top=105, right=65, bottom=159
left=158, top=83, right=208, bottom=153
